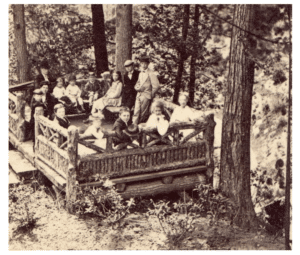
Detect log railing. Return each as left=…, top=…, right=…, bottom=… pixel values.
left=9, top=92, right=26, bottom=141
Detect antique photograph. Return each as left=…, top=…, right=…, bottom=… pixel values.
left=8, top=3, right=292, bottom=250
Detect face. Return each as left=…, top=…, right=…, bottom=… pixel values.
left=154, top=107, right=162, bottom=116
left=56, top=107, right=65, bottom=118
left=89, top=77, right=96, bottom=83
left=125, top=65, right=133, bottom=72
left=41, top=68, right=49, bottom=75
left=24, top=106, right=31, bottom=119
left=41, top=85, right=49, bottom=93
left=93, top=120, right=102, bottom=129
left=57, top=81, right=63, bottom=87
left=178, top=96, right=188, bottom=107
left=112, top=73, right=119, bottom=81
left=35, top=106, right=44, bottom=116
left=105, top=76, right=112, bottom=84
left=141, top=62, right=149, bottom=70
left=120, top=112, right=130, bottom=123
left=34, top=94, right=42, bottom=101
left=69, top=80, right=76, bottom=86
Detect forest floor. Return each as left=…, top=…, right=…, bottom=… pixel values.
left=8, top=189, right=285, bottom=250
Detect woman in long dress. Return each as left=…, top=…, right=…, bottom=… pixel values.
left=91, top=71, right=123, bottom=118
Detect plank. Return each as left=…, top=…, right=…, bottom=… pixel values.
left=9, top=150, right=37, bottom=179
left=79, top=165, right=207, bottom=187
left=9, top=80, right=34, bottom=91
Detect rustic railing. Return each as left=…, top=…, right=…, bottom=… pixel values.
left=9, top=92, right=26, bottom=141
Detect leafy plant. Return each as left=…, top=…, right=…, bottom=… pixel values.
left=9, top=184, right=37, bottom=230
left=146, top=199, right=202, bottom=249
left=194, top=184, right=236, bottom=225
left=72, top=177, right=135, bottom=229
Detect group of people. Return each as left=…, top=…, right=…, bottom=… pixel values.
left=21, top=56, right=200, bottom=150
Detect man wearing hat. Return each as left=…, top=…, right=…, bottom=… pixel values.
left=35, top=59, right=56, bottom=93
left=121, top=60, right=140, bottom=109
left=132, top=56, right=161, bottom=125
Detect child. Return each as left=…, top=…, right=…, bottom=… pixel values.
left=81, top=72, right=101, bottom=107
left=40, top=81, right=54, bottom=117
left=112, top=107, right=132, bottom=147
left=145, top=101, right=170, bottom=130
left=52, top=77, right=66, bottom=101
left=91, top=71, right=123, bottom=117
left=80, top=116, right=106, bottom=149
left=170, top=94, right=202, bottom=141
left=53, top=103, right=70, bottom=129
left=65, top=75, right=85, bottom=113
left=20, top=103, right=34, bottom=141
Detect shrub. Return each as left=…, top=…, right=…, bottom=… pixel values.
left=72, top=177, right=135, bottom=228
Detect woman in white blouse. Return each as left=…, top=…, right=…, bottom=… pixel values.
left=170, top=94, right=203, bottom=141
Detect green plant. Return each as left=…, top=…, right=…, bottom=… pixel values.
left=72, top=177, right=135, bottom=229
left=194, top=184, right=236, bottom=225
left=146, top=199, right=202, bottom=249
left=9, top=184, right=37, bottom=230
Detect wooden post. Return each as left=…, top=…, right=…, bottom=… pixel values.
left=34, top=106, right=44, bottom=152
left=16, top=94, right=26, bottom=142
left=66, top=126, right=79, bottom=213
left=106, top=136, right=113, bottom=153
left=203, top=113, right=216, bottom=184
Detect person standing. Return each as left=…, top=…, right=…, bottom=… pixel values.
left=121, top=60, right=139, bottom=110
left=132, top=56, right=160, bottom=125
left=35, top=59, right=56, bottom=93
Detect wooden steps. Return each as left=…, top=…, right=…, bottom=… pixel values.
left=9, top=150, right=37, bottom=181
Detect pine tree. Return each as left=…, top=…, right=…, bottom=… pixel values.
left=220, top=4, right=258, bottom=229
left=12, top=4, right=30, bottom=83
left=115, top=4, right=132, bottom=74
left=91, top=4, right=109, bottom=77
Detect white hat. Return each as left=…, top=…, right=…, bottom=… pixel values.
left=124, top=60, right=134, bottom=67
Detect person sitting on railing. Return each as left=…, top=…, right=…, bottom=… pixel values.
left=65, top=75, right=85, bottom=114
left=20, top=103, right=34, bottom=141
left=142, top=101, right=170, bottom=145
left=112, top=107, right=133, bottom=147
left=170, top=94, right=203, bottom=142
left=53, top=103, right=70, bottom=129
left=91, top=70, right=123, bottom=118
left=79, top=116, right=106, bottom=149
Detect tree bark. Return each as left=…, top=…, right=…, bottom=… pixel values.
left=91, top=4, right=109, bottom=77
left=115, top=4, right=132, bottom=75
left=220, top=5, right=258, bottom=229
left=189, top=5, right=200, bottom=107
left=285, top=4, right=292, bottom=250
left=173, top=5, right=190, bottom=104
left=12, top=4, right=30, bottom=83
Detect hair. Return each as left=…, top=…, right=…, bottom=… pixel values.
left=119, top=106, right=130, bottom=115
left=40, top=81, right=50, bottom=87
left=20, top=103, right=31, bottom=119
left=54, top=103, right=65, bottom=113
left=111, top=70, right=122, bottom=82
left=150, top=100, right=165, bottom=114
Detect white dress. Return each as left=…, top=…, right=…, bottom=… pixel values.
left=170, top=106, right=201, bottom=142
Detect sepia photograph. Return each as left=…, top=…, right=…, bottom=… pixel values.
left=7, top=2, right=292, bottom=250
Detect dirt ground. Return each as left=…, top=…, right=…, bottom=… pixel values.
left=9, top=189, right=285, bottom=251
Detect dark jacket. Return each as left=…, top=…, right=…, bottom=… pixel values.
left=54, top=116, right=70, bottom=129
left=122, top=70, right=139, bottom=109
left=112, top=118, right=132, bottom=146
left=35, top=73, right=56, bottom=93
left=30, top=98, right=46, bottom=119
left=81, top=80, right=102, bottom=99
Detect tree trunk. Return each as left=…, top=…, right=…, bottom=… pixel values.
left=285, top=4, right=292, bottom=250
left=189, top=5, right=200, bottom=107
left=220, top=5, right=258, bottom=229
left=12, top=4, right=30, bottom=83
left=115, top=4, right=132, bottom=75
left=91, top=4, right=109, bottom=77
left=173, top=5, right=190, bottom=104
